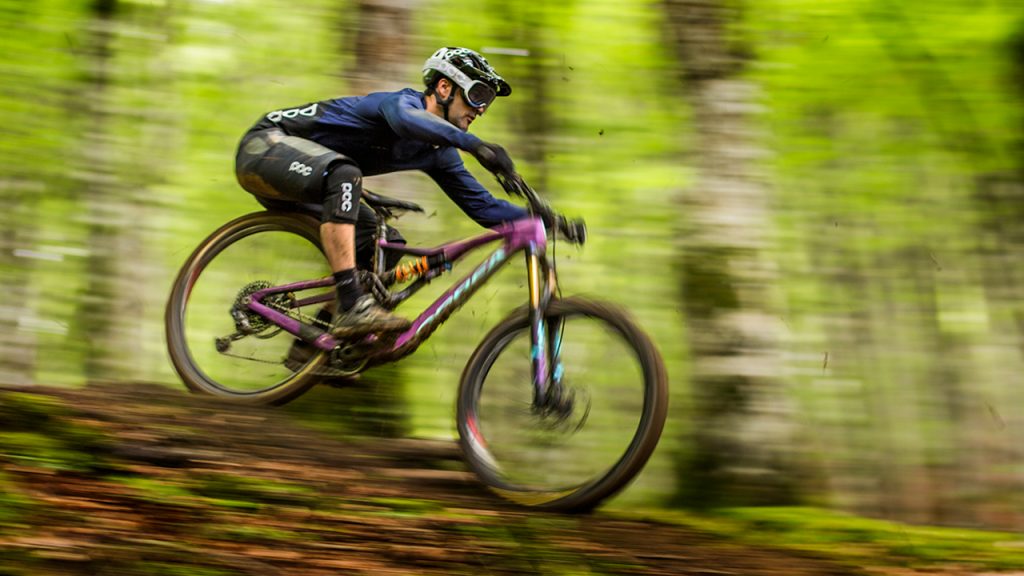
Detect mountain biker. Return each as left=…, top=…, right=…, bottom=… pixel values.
left=235, top=46, right=526, bottom=338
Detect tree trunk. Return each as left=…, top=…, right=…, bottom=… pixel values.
left=663, top=0, right=803, bottom=507
left=72, top=0, right=135, bottom=381
left=510, top=6, right=553, bottom=193
left=70, top=0, right=174, bottom=383
left=863, top=4, right=1024, bottom=527
left=334, top=0, right=418, bottom=437
left=347, top=0, right=417, bottom=94
left=0, top=185, right=40, bottom=386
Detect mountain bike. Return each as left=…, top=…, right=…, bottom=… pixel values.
left=165, top=176, right=669, bottom=512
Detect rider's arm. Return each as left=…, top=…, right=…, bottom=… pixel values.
left=379, top=92, right=483, bottom=152
left=427, top=149, right=528, bottom=228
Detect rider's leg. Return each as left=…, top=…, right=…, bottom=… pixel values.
left=320, top=222, right=359, bottom=307
left=322, top=163, right=364, bottom=310
left=236, top=129, right=407, bottom=344
left=322, top=162, right=410, bottom=336
left=321, top=222, right=356, bottom=270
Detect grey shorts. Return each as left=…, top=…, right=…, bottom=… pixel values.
left=234, top=125, right=404, bottom=270
left=235, top=126, right=348, bottom=204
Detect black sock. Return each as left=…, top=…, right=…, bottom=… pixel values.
left=316, top=307, right=334, bottom=325
left=334, top=269, right=364, bottom=312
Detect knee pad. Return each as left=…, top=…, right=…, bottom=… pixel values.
left=322, top=162, right=362, bottom=224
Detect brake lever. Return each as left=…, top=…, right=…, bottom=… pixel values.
left=494, top=174, right=587, bottom=245
left=569, top=218, right=587, bottom=245
left=496, top=172, right=525, bottom=198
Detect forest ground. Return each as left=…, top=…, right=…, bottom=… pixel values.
left=0, top=382, right=1015, bottom=576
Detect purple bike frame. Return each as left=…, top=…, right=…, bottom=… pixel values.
left=246, top=217, right=548, bottom=362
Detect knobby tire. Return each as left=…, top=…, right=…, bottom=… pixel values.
left=165, top=211, right=328, bottom=405
left=457, top=297, right=669, bottom=512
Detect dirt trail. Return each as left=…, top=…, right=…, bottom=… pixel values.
left=0, top=382, right=861, bottom=575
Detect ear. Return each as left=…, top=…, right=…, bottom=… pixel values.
left=437, top=78, right=453, bottom=99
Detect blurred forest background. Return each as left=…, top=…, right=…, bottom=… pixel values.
left=1, top=0, right=1023, bottom=529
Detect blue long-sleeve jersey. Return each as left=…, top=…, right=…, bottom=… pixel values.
left=260, top=88, right=527, bottom=227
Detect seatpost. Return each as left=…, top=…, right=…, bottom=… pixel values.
left=373, top=212, right=389, bottom=276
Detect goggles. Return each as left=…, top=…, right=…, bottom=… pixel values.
left=425, top=57, right=498, bottom=109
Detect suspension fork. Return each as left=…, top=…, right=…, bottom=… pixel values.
left=527, top=245, right=565, bottom=411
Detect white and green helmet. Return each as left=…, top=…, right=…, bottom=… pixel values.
left=422, top=47, right=511, bottom=107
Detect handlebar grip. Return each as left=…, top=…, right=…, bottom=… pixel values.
left=558, top=216, right=587, bottom=246
left=477, top=146, right=496, bottom=163
left=496, top=173, right=524, bottom=198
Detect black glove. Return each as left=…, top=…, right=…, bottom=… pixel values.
left=472, top=142, right=516, bottom=177
left=556, top=215, right=587, bottom=245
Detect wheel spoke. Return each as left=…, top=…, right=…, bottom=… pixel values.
left=167, top=213, right=330, bottom=404
left=458, top=298, right=668, bottom=511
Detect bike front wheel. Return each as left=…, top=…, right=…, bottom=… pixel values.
left=457, top=297, right=669, bottom=512
left=165, top=211, right=331, bottom=405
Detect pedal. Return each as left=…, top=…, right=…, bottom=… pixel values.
left=325, top=331, right=398, bottom=375
left=328, top=343, right=370, bottom=376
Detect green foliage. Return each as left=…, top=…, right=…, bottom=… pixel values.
left=0, top=471, right=31, bottom=528
left=113, top=476, right=200, bottom=507
left=116, top=563, right=241, bottom=576
left=0, top=393, right=64, bottom=430
left=283, top=378, right=411, bottom=439
left=115, top=472, right=307, bottom=513
left=189, top=472, right=317, bottom=508
left=0, top=550, right=33, bottom=576
left=0, top=392, right=113, bottom=473
left=630, top=506, right=1024, bottom=571
left=0, top=432, right=96, bottom=473
left=201, top=523, right=302, bottom=544
left=364, top=496, right=444, bottom=518
left=1, top=0, right=1023, bottom=530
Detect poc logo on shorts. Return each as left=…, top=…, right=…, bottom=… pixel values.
left=341, top=183, right=353, bottom=212
left=289, top=161, right=314, bottom=177
left=267, top=103, right=318, bottom=122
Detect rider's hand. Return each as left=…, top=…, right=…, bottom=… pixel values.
left=557, top=215, right=587, bottom=245
left=472, top=142, right=516, bottom=177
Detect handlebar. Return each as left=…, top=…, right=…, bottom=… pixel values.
left=496, top=173, right=587, bottom=246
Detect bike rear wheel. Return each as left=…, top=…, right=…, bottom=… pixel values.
left=457, top=297, right=668, bottom=512
left=165, top=211, right=331, bottom=405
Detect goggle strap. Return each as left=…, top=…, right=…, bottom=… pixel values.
left=425, top=58, right=476, bottom=90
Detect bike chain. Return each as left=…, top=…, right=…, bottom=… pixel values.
left=221, top=298, right=376, bottom=377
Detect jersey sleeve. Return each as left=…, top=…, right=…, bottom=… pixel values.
left=427, top=148, right=529, bottom=228
left=379, top=92, right=484, bottom=152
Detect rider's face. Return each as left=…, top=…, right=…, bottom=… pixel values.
left=438, top=79, right=486, bottom=132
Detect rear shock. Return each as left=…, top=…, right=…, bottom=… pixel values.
left=386, top=254, right=448, bottom=284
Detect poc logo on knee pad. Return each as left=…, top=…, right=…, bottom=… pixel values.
left=341, top=182, right=353, bottom=212
left=325, top=167, right=360, bottom=221
left=289, top=161, right=314, bottom=177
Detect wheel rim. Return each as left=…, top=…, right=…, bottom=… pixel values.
left=463, top=310, right=651, bottom=503
left=175, top=220, right=330, bottom=396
